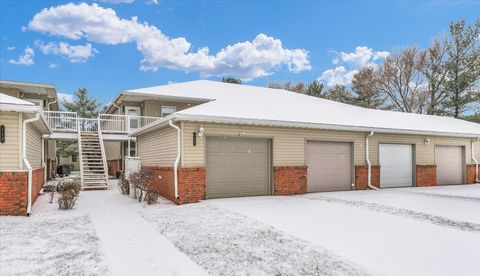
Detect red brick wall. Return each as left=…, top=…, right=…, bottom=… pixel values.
left=274, top=166, right=307, bottom=195
left=466, top=164, right=477, bottom=184
left=108, top=159, right=122, bottom=177
left=355, top=165, right=380, bottom=190
left=178, top=167, right=206, bottom=204
left=31, top=168, right=45, bottom=204
left=0, top=167, right=45, bottom=216
left=142, top=166, right=206, bottom=204
left=416, top=165, right=437, bottom=187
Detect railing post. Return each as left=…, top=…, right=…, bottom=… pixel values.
left=126, top=115, right=130, bottom=133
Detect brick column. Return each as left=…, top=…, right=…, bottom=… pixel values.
left=355, top=165, right=380, bottom=190
left=466, top=164, right=477, bottom=184
left=416, top=165, right=436, bottom=187
left=0, top=171, right=28, bottom=216
left=274, top=166, right=307, bottom=195
left=142, top=166, right=206, bottom=204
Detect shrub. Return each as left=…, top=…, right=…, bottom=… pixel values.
left=57, top=179, right=81, bottom=210
left=118, top=172, right=130, bottom=195
left=128, top=170, right=158, bottom=204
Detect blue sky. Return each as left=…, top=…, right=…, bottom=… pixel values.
left=1, top=0, right=479, bottom=104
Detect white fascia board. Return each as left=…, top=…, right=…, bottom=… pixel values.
left=0, top=104, right=38, bottom=113
left=129, top=113, right=480, bottom=138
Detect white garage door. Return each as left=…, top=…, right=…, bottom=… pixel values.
left=306, top=141, right=352, bottom=192
left=379, top=144, right=413, bottom=188
left=436, top=146, right=464, bottom=185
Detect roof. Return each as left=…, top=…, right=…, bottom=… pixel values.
left=0, top=93, right=52, bottom=134
left=126, top=80, right=480, bottom=138
left=0, top=80, right=59, bottom=111
left=0, top=92, right=39, bottom=112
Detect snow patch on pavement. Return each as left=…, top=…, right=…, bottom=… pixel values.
left=308, top=196, right=480, bottom=232
left=143, top=204, right=368, bottom=276
left=0, top=215, right=109, bottom=276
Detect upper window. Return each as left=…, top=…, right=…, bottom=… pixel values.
left=161, top=106, right=176, bottom=117
left=24, top=99, right=45, bottom=110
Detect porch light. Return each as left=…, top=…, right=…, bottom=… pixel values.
left=424, top=138, right=430, bottom=145
left=197, top=126, right=205, bottom=137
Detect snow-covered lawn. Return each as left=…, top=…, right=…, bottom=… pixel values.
left=2, top=181, right=480, bottom=276
left=0, top=214, right=108, bottom=275
left=143, top=204, right=367, bottom=276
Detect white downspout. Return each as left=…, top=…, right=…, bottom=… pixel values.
left=169, top=120, right=181, bottom=200
left=472, top=137, right=479, bottom=183
left=23, top=113, right=41, bottom=215
left=366, top=131, right=379, bottom=190
left=41, top=138, right=47, bottom=185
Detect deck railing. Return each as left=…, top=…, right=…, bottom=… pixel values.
left=44, top=111, right=161, bottom=134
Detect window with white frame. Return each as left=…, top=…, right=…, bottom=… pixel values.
left=24, top=99, right=44, bottom=110
left=161, top=106, right=176, bottom=117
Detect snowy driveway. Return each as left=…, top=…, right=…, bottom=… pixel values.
left=209, top=184, right=480, bottom=276
left=2, top=182, right=480, bottom=276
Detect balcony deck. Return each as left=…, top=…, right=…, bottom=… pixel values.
left=44, top=111, right=160, bottom=141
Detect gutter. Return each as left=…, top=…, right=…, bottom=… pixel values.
left=129, top=113, right=480, bottom=139
left=473, top=137, right=480, bottom=183
left=366, top=131, right=379, bottom=190
left=23, top=112, right=41, bottom=215
left=168, top=120, right=181, bottom=200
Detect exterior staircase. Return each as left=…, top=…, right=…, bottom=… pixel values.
left=79, top=132, right=108, bottom=190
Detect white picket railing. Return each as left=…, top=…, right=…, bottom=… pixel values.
left=44, top=111, right=160, bottom=134
left=44, top=111, right=78, bottom=132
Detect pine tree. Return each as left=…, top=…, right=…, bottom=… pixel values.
left=351, top=67, right=386, bottom=109
left=63, top=88, right=101, bottom=118
left=443, top=19, right=480, bottom=118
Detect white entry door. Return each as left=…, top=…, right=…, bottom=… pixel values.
left=125, top=106, right=140, bottom=129
left=379, top=144, right=413, bottom=188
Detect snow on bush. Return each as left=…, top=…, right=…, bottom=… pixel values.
left=0, top=215, right=109, bottom=275
left=143, top=204, right=368, bottom=276
left=128, top=170, right=158, bottom=204
left=56, top=179, right=81, bottom=210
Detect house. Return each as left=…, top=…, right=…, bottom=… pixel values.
left=0, top=81, right=56, bottom=215
left=125, top=80, right=480, bottom=204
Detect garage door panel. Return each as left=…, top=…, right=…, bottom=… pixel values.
left=206, top=137, right=271, bottom=199
left=436, top=146, right=463, bottom=185
left=379, top=144, right=413, bottom=188
left=307, top=141, right=352, bottom=192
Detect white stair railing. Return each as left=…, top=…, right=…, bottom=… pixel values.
left=97, top=117, right=109, bottom=184
left=77, top=117, right=84, bottom=188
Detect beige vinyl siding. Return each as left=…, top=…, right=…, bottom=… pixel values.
left=104, top=141, right=122, bottom=160
left=474, top=140, right=480, bottom=162
left=182, top=122, right=478, bottom=168
left=25, top=123, right=42, bottom=169
left=182, top=122, right=366, bottom=167
left=0, top=112, right=21, bottom=170
left=369, top=134, right=473, bottom=165
left=138, top=126, right=177, bottom=166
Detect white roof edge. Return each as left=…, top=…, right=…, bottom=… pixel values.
left=0, top=103, right=39, bottom=113
left=130, top=114, right=480, bottom=138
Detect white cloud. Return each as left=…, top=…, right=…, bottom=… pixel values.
left=8, top=47, right=35, bottom=66
left=58, top=92, right=73, bottom=102
left=6, top=46, right=15, bottom=51
left=318, top=46, right=389, bottom=86
left=35, top=41, right=98, bottom=63
left=49, top=63, right=59, bottom=69
left=99, top=0, right=136, bottom=3
left=28, top=3, right=310, bottom=80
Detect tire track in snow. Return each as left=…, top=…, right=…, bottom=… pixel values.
left=400, top=190, right=480, bottom=203
left=308, top=196, right=480, bottom=233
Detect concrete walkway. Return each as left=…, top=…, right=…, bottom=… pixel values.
left=32, top=180, right=208, bottom=276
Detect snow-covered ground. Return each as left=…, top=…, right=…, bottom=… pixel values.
left=2, top=181, right=480, bottom=276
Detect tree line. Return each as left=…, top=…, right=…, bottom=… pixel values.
left=224, top=19, right=480, bottom=123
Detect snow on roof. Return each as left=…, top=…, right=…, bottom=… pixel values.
left=0, top=92, right=35, bottom=106
left=127, top=80, right=480, bottom=137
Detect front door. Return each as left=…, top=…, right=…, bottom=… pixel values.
left=125, top=106, right=140, bottom=129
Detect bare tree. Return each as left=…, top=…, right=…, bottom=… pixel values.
left=376, top=47, right=428, bottom=113
left=351, top=67, right=386, bottom=109
left=420, top=36, right=450, bottom=115
left=268, top=81, right=305, bottom=93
